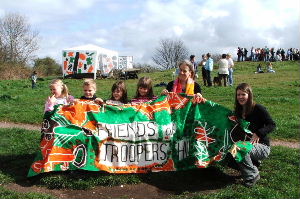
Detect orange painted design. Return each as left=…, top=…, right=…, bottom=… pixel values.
left=228, top=115, right=238, bottom=122
left=83, top=120, right=97, bottom=131
left=64, top=61, right=68, bottom=70
left=121, top=93, right=189, bottom=120
left=31, top=138, right=76, bottom=173
left=67, top=71, right=73, bottom=75
left=88, top=66, right=94, bottom=73
left=68, top=52, right=74, bottom=57
left=79, top=53, right=87, bottom=60
left=79, top=62, right=83, bottom=68
left=58, top=101, right=100, bottom=128
left=195, top=127, right=215, bottom=144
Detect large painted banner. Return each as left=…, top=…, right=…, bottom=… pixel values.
left=62, top=51, right=96, bottom=76
left=28, top=93, right=252, bottom=177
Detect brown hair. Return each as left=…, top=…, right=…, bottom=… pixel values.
left=110, top=81, right=128, bottom=103
left=134, top=76, right=154, bottom=98
left=234, top=83, right=255, bottom=118
left=50, top=79, right=69, bottom=98
left=177, top=59, right=195, bottom=79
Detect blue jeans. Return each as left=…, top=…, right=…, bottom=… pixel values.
left=228, top=68, right=233, bottom=86
left=238, top=143, right=270, bottom=181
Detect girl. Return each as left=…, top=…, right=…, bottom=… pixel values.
left=106, top=81, right=128, bottom=105
left=234, top=83, right=276, bottom=187
left=131, top=77, right=157, bottom=104
left=44, top=79, right=74, bottom=112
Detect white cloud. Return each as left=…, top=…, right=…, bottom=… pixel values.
left=0, top=0, right=299, bottom=64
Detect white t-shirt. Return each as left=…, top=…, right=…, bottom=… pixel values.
left=218, top=59, right=229, bottom=74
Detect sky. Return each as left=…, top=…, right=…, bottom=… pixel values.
left=0, top=0, right=299, bottom=65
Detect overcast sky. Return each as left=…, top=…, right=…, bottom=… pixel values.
left=1, top=0, right=299, bottom=65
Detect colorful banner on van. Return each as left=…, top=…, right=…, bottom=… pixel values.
left=28, top=93, right=252, bottom=177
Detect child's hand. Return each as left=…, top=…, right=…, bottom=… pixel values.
left=48, top=95, right=57, bottom=105
left=192, top=93, right=206, bottom=104
left=161, top=89, right=169, bottom=95
left=94, top=98, right=104, bottom=105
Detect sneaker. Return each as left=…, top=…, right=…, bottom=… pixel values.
left=244, top=174, right=260, bottom=187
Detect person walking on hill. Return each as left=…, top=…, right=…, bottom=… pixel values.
left=30, top=71, right=38, bottom=89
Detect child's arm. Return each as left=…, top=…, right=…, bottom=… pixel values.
left=44, top=95, right=56, bottom=112
left=67, top=95, right=75, bottom=104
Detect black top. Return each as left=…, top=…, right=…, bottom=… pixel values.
left=80, top=95, right=97, bottom=100
left=166, top=81, right=202, bottom=94
left=245, top=104, right=276, bottom=146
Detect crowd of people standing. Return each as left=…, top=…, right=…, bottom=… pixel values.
left=237, top=46, right=300, bottom=62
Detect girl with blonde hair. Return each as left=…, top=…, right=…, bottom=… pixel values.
left=44, top=79, right=74, bottom=112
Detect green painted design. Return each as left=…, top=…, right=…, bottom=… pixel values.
left=28, top=94, right=252, bottom=177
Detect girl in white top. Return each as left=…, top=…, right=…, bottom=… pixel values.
left=217, top=54, right=229, bottom=86
left=44, top=79, right=74, bottom=112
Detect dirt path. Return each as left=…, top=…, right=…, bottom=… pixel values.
left=1, top=121, right=299, bottom=198
left=0, top=121, right=298, bottom=149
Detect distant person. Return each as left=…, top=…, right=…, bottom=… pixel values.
left=131, top=77, right=158, bottom=104
left=204, top=53, right=214, bottom=87
left=227, top=54, right=234, bottom=86
left=106, top=81, right=128, bottom=105
left=255, top=64, right=264, bottom=73
left=199, top=54, right=207, bottom=86
left=79, top=79, right=104, bottom=105
left=30, top=71, right=38, bottom=89
left=266, top=62, right=275, bottom=73
left=44, top=79, right=74, bottom=112
left=190, top=55, right=198, bottom=78
left=234, top=83, right=276, bottom=187
left=161, top=60, right=204, bottom=103
left=217, top=54, right=229, bottom=86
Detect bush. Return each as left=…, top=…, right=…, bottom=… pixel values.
left=0, top=63, right=31, bottom=80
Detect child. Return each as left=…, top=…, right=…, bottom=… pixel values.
left=44, top=79, right=74, bottom=112
left=80, top=79, right=103, bottom=105
left=106, top=81, right=128, bottom=105
left=266, top=62, right=275, bottom=73
left=131, top=77, right=158, bottom=104
left=30, top=71, right=37, bottom=89
left=255, top=64, right=264, bottom=73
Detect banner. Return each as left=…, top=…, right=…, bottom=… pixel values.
left=28, top=93, right=252, bottom=177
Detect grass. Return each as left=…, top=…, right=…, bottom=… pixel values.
left=0, top=128, right=299, bottom=198
left=0, top=61, right=299, bottom=140
left=0, top=60, right=299, bottom=198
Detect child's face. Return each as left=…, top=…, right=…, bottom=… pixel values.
left=113, top=88, right=123, bottom=101
left=138, top=87, right=149, bottom=97
left=236, top=89, right=249, bottom=106
left=50, top=84, right=63, bottom=97
left=83, top=85, right=96, bottom=98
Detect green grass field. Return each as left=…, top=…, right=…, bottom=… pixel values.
left=0, top=61, right=299, bottom=140
left=0, top=128, right=299, bottom=199
left=0, top=61, right=299, bottom=198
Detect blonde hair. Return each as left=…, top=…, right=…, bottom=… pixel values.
left=83, top=79, right=97, bottom=90
left=50, top=79, right=69, bottom=98
left=135, top=77, right=154, bottom=98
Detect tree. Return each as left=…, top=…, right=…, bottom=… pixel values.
left=152, top=39, right=189, bottom=69
left=0, top=13, right=39, bottom=64
left=33, top=57, right=61, bottom=76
